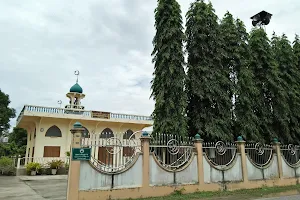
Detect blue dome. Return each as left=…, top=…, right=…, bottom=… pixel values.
left=70, top=83, right=83, bottom=93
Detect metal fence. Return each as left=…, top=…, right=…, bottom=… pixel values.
left=149, top=132, right=195, bottom=171
left=203, top=141, right=237, bottom=168
left=81, top=131, right=141, bottom=174
left=245, top=143, right=273, bottom=168
left=280, top=144, right=300, bottom=167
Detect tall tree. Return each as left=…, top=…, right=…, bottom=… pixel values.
left=291, top=35, right=300, bottom=143
left=186, top=1, right=232, bottom=140
left=248, top=28, right=282, bottom=142
left=220, top=15, right=260, bottom=141
left=0, top=89, right=15, bottom=136
left=151, top=0, right=187, bottom=136
left=293, top=35, right=300, bottom=67
left=0, top=128, right=27, bottom=157
left=271, top=33, right=299, bottom=143
left=219, top=12, right=236, bottom=125
left=8, top=127, right=27, bottom=147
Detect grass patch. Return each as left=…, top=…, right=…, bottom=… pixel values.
left=131, top=184, right=300, bottom=200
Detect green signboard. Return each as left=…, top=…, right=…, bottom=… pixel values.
left=72, top=148, right=91, bottom=161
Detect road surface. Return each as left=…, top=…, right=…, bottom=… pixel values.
left=0, top=176, right=67, bottom=200
left=256, top=195, right=300, bottom=200
left=0, top=176, right=299, bottom=200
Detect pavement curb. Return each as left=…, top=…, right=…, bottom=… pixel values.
left=19, top=175, right=68, bottom=181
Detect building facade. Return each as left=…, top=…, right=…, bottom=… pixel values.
left=16, top=80, right=153, bottom=162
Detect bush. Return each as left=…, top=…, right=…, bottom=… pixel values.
left=26, top=162, right=41, bottom=173
left=0, top=156, right=16, bottom=176
left=48, top=160, right=64, bottom=169
left=65, top=163, right=69, bottom=170
left=36, top=167, right=51, bottom=175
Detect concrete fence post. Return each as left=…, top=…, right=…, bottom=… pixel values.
left=66, top=122, right=85, bottom=200
left=140, top=131, right=151, bottom=188
left=236, top=136, right=248, bottom=183
left=272, top=138, right=283, bottom=179
left=194, top=134, right=204, bottom=185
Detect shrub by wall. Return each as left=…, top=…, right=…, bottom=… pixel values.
left=0, top=156, right=16, bottom=176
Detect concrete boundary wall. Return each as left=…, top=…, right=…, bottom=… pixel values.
left=67, top=123, right=300, bottom=200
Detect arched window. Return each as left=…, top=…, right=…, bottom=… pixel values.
left=123, top=129, right=135, bottom=157
left=82, top=127, right=90, bottom=138
left=123, top=129, right=134, bottom=139
left=45, top=126, right=62, bottom=137
left=100, top=128, right=114, bottom=138
left=98, top=128, right=114, bottom=165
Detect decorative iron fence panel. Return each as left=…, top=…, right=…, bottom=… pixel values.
left=149, top=132, right=195, bottom=171
left=203, top=141, right=237, bottom=168
left=245, top=143, right=273, bottom=168
left=280, top=144, right=300, bottom=167
left=81, top=131, right=141, bottom=174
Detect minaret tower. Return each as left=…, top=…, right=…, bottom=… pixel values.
left=65, top=70, right=85, bottom=110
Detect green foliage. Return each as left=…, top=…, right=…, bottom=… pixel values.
left=132, top=184, right=300, bottom=200
left=149, top=0, right=300, bottom=143
left=0, top=89, right=15, bottom=135
left=41, top=167, right=51, bottom=175
left=172, top=188, right=185, bottom=196
left=219, top=13, right=260, bottom=141
left=65, top=151, right=70, bottom=157
left=0, top=142, right=26, bottom=157
left=0, top=90, right=27, bottom=157
left=185, top=1, right=232, bottom=140
left=26, top=162, right=41, bottom=172
left=219, top=12, right=240, bottom=139
left=0, top=127, right=27, bottom=157
left=8, top=127, right=27, bottom=147
left=0, top=156, right=15, bottom=175
left=247, top=28, right=281, bottom=143
left=65, top=163, right=69, bottom=170
left=234, top=20, right=260, bottom=141
left=151, top=0, right=187, bottom=136
left=293, top=35, right=300, bottom=67
left=37, top=167, right=69, bottom=175
left=291, top=35, right=300, bottom=143
left=271, top=33, right=300, bottom=143
left=0, top=143, right=11, bottom=157
left=47, top=160, right=64, bottom=169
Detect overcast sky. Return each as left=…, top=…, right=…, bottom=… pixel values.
left=0, top=0, right=299, bottom=128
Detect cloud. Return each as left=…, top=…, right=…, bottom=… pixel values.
left=0, top=0, right=300, bottom=129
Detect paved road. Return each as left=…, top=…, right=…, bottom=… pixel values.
left=256, top=195, right=300, bottom=200
left=0, top=176, right=67, bottom=200
left=0, top=176, right=299, bottom=200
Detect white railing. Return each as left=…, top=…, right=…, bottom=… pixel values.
left=16, top=105, right=153, bottom=125
left=110, top=113, right=152, bottom=121
left=17, top=157, right=69, bottom=168
left=24, top=105, right=91, bottom=116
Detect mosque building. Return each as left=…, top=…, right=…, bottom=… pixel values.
left=16, top=74, right=153, bottom=162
